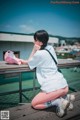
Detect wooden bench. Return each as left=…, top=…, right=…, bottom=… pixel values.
left=5, top=91, right=80, bottom=120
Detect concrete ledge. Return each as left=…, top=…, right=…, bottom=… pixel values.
left=4, top=91, right=80, bottom=120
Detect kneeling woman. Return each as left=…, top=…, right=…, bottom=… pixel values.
left=21, top=30, right=75, bottom=117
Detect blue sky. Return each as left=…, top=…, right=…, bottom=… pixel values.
left=0, top=0, right=80, bottom=37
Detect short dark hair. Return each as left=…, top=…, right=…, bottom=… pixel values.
left=34, top=30, right=49, bottom=49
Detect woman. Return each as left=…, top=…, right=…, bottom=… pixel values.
left=21, top=30, right=75, bottom=117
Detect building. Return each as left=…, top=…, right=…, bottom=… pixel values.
left=0, top=31, right=59, bottom=61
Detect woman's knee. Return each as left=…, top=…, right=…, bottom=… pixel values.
left=31, top=100, right=34, bottom=107
left=31, top=99, right=37, bottom=108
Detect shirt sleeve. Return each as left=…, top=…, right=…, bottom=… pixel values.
left=28, top=51, right=42, bottom=70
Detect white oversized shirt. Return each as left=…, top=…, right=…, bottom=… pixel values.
left=28, top=45, right=68, bottom=93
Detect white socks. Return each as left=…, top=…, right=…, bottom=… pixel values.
left=45, top=98, right=61, bottom=108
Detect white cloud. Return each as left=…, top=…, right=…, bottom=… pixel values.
left=0, top=24, right=11, bottom=28
left=28, top=19, right=33, bottom=24
left=5, top=25, right=11, bottom=28
left=19, top=25, right=26, bottom=28
left=19, top=24, right=35, bottom=33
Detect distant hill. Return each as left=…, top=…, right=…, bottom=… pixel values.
left=29, top=33, right=80, bottom=43
left=49, top=34, right=80, bottom=44
left=0, top=31, right=80, bottom=43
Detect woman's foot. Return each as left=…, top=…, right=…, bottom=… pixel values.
left=56, top=99, right=70, bottom=118
left=66, top=94, right=75, bottom=110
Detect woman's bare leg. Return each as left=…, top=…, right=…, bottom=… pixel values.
left=31, top=86, right=68, bottom=109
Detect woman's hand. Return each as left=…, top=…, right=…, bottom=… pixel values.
left=20, top=59, right=28, bottom=64
left=33, top=44, right=41, bottom=51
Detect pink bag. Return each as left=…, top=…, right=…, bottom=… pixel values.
left=4, top=50, right=21, bottom=65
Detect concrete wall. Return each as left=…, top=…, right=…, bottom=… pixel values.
left=0, top=32, right=59, bottom=61
left=0, top=41, right=33, bottom=60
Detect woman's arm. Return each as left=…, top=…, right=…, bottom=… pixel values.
left=20, top=44, right=41, bottom=64
left=28, top=44, right=41, bottom=61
